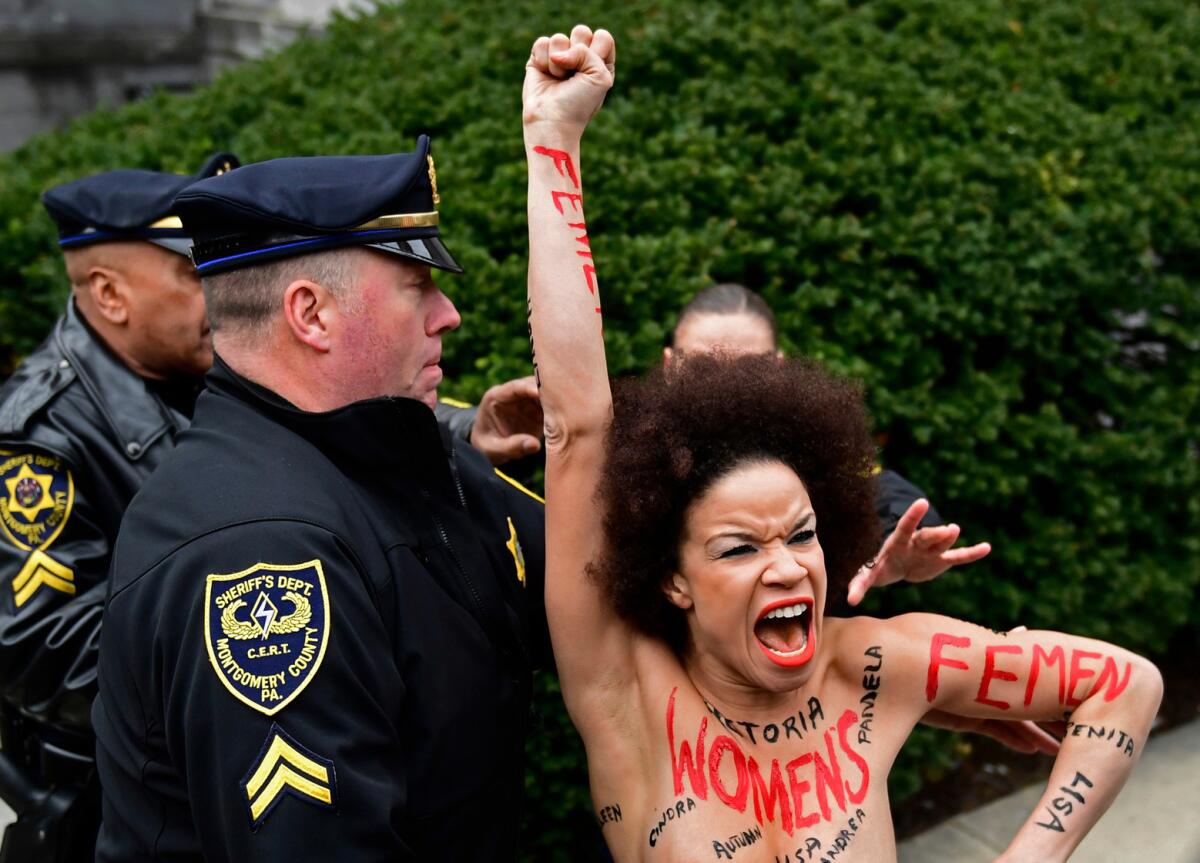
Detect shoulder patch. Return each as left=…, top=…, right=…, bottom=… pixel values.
left=0, top=449, right=74, bottom=553
left=494, top=468, right=544, bottom=504
left=204, top=560, right=330, bottom=716
left=241, top=723, right=337, bottom=829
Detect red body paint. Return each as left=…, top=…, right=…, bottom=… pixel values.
left=1025, top=644, right=1066, bottom=706
left=550, top=190, right=583, bottom=214
left=784, top=753, right=819, bottom=830
left=667, top=688, right=708, bottom=799
left=926, top=633, right=971, bottom=701
left=1097, top=655, right=1132, bottom=702
left=836, top=710, right=870, bottom=805
left=1066, top=650, right=1102, bottom=707
left=531, top=146, right=579, bottom=188
left=976, top=644, right=1023, bottom=709
left=925, top=634, right=1134, bottom=711
left=748, top=757, right=793, bottom=834
left=665, top=694, right=870, bottom=836
left=532, top=147, right=603, bottom=316
left=709, top=736, right=750, bottom=812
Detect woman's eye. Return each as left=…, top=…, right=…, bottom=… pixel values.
left=718, top=544, right=755, bottom=559
left=789, top=530, right=816, bottom=544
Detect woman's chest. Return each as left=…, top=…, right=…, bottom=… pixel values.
left=618, top=682, right=902, bottom=862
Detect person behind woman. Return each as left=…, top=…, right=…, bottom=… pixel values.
left=523, top=26, right=1162, bottom=862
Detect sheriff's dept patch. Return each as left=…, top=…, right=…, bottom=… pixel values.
left=204, top=560, right=330, bottom=716
left=0, top=449, right=74, bottom=552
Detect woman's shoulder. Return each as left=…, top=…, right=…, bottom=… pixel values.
left=823, top=612, right=966, bottom=679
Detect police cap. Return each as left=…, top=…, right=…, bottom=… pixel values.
left=174, top=135, right=463, bottom=277
left=42, top=153, right=240, bottom=257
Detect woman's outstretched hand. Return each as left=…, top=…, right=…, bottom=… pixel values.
left=523, top=24, right=616, bottom=134
left=847, top=498, right=992, bottom=605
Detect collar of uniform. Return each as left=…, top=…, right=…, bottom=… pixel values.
left=55, top=299, right=181, bottom=460
left=205, top=355, right=455, bottom=480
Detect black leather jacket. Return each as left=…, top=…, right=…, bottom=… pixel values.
left=0, top=299, right=190, bottom=734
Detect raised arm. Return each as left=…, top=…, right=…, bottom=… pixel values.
left=522, top=26, right=629, bottom=705
left=891, top=613, right=1162, bottom=863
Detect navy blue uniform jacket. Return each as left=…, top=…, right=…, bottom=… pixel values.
left=94, top=357, right=546, bottom=861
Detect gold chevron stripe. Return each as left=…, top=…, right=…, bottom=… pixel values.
left=245, top=734, right=330, bottom=799
left=248, top=763, right=333, bottom=822
left=12, top=550, right=74, bottom=607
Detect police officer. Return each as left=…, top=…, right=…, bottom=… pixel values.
left=93, top=137, right=546, bottom=861
left=0, top=152, right=238, bottom=861
left=663, top=282, right=993, bottom=605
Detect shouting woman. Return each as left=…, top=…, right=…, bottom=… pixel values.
left=523, top=25, right=1162, bottom=863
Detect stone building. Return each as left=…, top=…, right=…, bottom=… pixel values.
left=0, top=0, right=358, bottom=152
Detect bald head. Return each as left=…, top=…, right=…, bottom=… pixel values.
left=64, top=241, right=212, bottom=380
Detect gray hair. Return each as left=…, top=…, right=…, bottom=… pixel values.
left=202, top=248, right=363, bottom=338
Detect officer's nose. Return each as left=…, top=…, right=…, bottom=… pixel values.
left=428, top=287, right=461, bottom=336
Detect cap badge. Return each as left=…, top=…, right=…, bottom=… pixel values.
left=427, top=155, right=441, bottom=206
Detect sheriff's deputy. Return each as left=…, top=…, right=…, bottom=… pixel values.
left=0, top=152, right=237, bottom=861
left=92, top=137, right=546, bottom=861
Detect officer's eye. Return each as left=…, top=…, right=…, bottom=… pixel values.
left=789, top=530, right=816, bottom=545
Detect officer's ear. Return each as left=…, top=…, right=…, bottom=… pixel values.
left=86, top=265, right=131, bottom=326
left=283, top=279, right=335, bottom=352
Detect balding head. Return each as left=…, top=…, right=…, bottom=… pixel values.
left=65, top=240, right=211, bottom=380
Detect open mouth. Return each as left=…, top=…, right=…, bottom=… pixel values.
left=753, top=598, right=815, bottom=668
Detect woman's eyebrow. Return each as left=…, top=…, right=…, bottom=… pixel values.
left=791, top=514, right=816, bottom=531
left=709, top=530, right=758, bottom=543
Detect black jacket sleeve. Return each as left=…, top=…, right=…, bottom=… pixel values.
left=100, top=521, right=412, bottom=862
left=0, top=447, right=110, bottom=729
left=875, top=468, right=944, bottom=539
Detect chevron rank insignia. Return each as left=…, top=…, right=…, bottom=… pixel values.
left=12, top=549, right=75, bottom=608
left=204, top=560, right=330, bottom=716
left=241, top=723, right=337, bottom=829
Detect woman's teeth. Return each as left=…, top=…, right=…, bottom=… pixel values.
left=764, top=603, right=808, bottom=621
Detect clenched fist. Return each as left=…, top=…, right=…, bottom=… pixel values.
left=523, top=24, right=616, bottom=135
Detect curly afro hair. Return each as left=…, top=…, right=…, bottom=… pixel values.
left=590, top=353, right=881, bottom=649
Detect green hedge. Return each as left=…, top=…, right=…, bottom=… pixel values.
left=1, top=0, right=1197, bottom=858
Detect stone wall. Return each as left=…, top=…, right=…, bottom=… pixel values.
left=0, top=0, right=358, bottom=152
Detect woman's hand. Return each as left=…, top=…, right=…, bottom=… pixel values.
left=847, top=498, right=991, bottom=605
left=523, top=25, right=616, bottom=135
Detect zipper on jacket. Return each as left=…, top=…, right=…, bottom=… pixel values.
left=422, top=488, right=488, bottom=633
left=446, top=445, right=468, bottom=511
